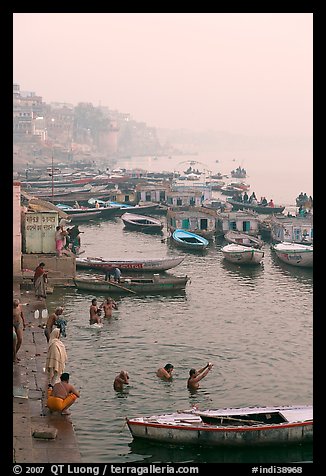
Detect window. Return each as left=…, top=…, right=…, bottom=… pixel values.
left=200, top=218, right=208, bottom=230
left=243, top=221, right=250, bottom=232
left=182, top=218, right=190, bottom=229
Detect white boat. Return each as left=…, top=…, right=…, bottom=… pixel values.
left=221, top=244, right=264, bottom=265
left=271, top=242, right=313, bottom=268
left=224, top=230, right=264, bottom=249
left=126, top=404, right=313, bottom=447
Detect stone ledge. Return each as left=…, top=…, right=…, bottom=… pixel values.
left=32, top=428, right=58, bottom=439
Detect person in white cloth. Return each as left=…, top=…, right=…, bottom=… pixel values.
left=46, top=328, right=67, bottom=386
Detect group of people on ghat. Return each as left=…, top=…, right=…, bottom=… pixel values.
left=232, top=190, right=274, bottom=207
left=16, top=250, right=214, bottom=418
left=14, top=283, right=214, bottom=416
left=55, top=223, right=83, bottom=257
left=12, top=296, right=78, bottom=415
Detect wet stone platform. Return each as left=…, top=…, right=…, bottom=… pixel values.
left=13, top=289, right=81, bottom=463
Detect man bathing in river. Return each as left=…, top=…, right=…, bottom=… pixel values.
left=187, top=362, right=213, bottom=390
left=89, top=298, right=101, bottom=324
left=100, top=297, right=118, bottom=318
left=113, top=370, right=129, bottom=391
left=156, top=363, right=174, bottom=380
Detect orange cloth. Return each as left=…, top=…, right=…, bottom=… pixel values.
left=47, top=391, right=77, bottom=411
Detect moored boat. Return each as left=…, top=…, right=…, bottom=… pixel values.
left=227, top=198, right=285, bottom=215
left=88, top=199, right=160, bottom=217
left=271, top=242, right=313, bottom=268
left=121, top=212, right=163, bottom=233
left=74, top=274, right=189, bottom=294
left=171, top=229, right=209, bottom=250
left=55, top=203, right=103, bottom=222
left=224, top=231, right=264, bottom=249
left=76, top=256, right=185, bottom=272
left=126, top=404, right=313, bottom=447
left=221, top=244, right=264, bottom=265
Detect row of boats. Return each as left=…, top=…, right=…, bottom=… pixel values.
left=221, top=232, right=313, bottom=268
left=121, top=213, right=313, bottom=268
left=118, top=212, right=313, bottom=269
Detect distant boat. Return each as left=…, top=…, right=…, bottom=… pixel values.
left=231, top=166, right=247, bottom=178
left=121, top=212, right=163, bottom=233
left=126, top=404, right=313, bottom=447
left=224, top=231, right=264, bottom=249
left=76, top=256, right=185, bottom=272
left=271, top=242, right=313, bottom=268
left=74, top=274, right=189, bottom=295
left=221, top=244, right=264, bottom=265
left=171, top=229, right=209, bottom=250
left=221, top=184, right=250, bottom=195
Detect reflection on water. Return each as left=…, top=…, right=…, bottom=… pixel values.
left=128, top=440, right=313, bottom=464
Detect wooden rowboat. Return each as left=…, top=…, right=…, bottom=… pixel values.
left=121, top=212, right=163, bottom=233
left=221, top=244, right=264, bottom=265
left=227, top=198, right=285, bottom=215
left=171, top=229, right=209, bottom=250
left=76, top=256, right=185, bottom=272
left=271, top=242, right=313, bottom=268
left=224, top=230, right=264, bottom=249
left=126, top=404, right=313, bottom=447
left=74, top=274, right=189, bottom=294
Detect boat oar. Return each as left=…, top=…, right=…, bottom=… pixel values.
left=106, top=280, right=137, bottom=295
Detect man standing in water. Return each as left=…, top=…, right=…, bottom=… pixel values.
left=44, top=307, right=64, bottom=342
left=113, top=370, right=129, bottom=391
left=156, top=363, right=174, bottom=380
left=187, top=362, right=213, bottom=390
left=100, top=298, right=118, bottom=318
left=89, top=298, right=101, bottom=324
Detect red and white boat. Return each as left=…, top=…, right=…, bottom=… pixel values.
left=126, top=404, right=313, bottom=447
left=76, top=255, right=185, bottom=272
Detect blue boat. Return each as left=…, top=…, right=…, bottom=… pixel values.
left=171, top=229, right=209, bottom=250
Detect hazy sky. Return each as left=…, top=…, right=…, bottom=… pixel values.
left=13, top=13, right=312, bottom=137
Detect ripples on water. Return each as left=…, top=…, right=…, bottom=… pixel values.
left=47, top=218, right=313, bottom=463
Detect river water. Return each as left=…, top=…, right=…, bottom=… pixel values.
left=46, top=212, right=313, bottom=463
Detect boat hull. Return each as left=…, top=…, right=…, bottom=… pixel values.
left=222, top=244, right=264, bottom=264
left=76, top=256, right=185, bottom=272
left=272, top=243, right=313, bottom=267
left=127, top=420, right=312, bottom=447
left=74, top=276, right=189, bottom=294
left=121, top=212, right=163, bottom=233
left=68, top=211, right=102, bottom=222
left=172, top=229, right=209, bottom=250
left=227, top=199, right=285, bottom=215
left=126, top=405, right=313, bottom=447
left=224, top=231, right=264, bottom=249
